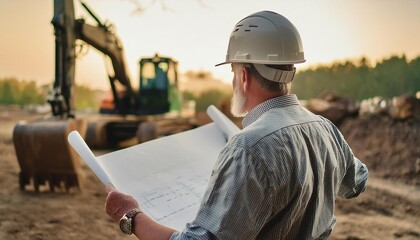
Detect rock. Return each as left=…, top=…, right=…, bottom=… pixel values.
left=388, top=95, right=420, bottom=120
left=305, top=92, right=359, bottom=126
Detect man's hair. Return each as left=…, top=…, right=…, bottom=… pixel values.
left=241, top=63, right=293, bottom=95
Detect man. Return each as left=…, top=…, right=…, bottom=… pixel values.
left=105, top=11, right=368, bottom=239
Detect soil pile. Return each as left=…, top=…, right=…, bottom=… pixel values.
left=339, top=114, right=419, bottom=186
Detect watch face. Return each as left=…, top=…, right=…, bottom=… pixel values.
left=119, top=216, right=132, bottom=235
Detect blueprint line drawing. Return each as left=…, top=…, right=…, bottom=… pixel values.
left=68, top=105, right=240, bottom=231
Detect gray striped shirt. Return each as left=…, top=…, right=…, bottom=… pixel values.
left=170, top=94, right=368, bottom=240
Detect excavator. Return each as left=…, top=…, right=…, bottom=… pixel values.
left=13, top=0, right=196, bottom=192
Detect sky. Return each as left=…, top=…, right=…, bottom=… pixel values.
left=1, top=0, right=420, bottom=90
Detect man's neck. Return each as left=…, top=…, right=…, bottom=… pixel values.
left=246, top=89, right=284, bottom=112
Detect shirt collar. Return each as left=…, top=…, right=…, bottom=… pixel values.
left=242, top=94, right=300, bottom=127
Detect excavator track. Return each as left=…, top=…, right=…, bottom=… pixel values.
left=13, top=118, right=87, bottom=192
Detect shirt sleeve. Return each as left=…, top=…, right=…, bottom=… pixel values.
left=335, top=128, right=369, bottom=199
left=318, top=116, right=369, bottom=199
left=170, top=144, right=273, bottom=240
left=321, top=116, right=369, bottom=199
left=338, top=155, right=369, bottom=199
left=169, top=223, right=215, bottom=240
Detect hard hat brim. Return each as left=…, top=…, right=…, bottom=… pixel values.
left=215, top=59, right=306, bottom=67
left=215, top=61, right=229, bottom=67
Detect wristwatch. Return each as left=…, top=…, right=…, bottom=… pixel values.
left=119, top=208, right=142, bottom=235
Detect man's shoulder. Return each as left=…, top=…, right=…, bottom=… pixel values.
left=236, top=106, right=321, bottom=147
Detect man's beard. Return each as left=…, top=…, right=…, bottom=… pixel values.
left=231, top=82, right=247, bottom=117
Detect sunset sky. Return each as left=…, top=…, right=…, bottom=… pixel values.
left=1, top=0, right=420, bottom=90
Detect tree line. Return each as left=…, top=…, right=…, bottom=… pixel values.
left=0, top=76, right=230, bottom=112
left=292, top=55, right=420, bottom=100
left=0, top=78, right=45, bottom=106
left=0, top=77, right=101, bottom=110
left=1, top=54, right=419, bottom=110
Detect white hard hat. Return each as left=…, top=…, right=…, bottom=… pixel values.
left=216, top=11, right=305, bottom=66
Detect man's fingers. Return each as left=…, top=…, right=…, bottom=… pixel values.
left=104, top=188, right=140, bottom=221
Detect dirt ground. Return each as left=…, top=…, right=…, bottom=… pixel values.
left=0, top=106, right=419, bottom=240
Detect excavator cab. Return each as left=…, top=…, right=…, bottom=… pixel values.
left=99, top=54, right=181, bottom=116
left=138, top=55, right=181, bottom=115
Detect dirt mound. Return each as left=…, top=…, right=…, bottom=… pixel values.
left=306, top=93, right=420, bottom=186
left=339, top=114, right=419, bottom=186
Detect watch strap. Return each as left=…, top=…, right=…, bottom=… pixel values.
left=125, top=208, right=142, bottom=219
left=119, top=208, right=143, bottom=235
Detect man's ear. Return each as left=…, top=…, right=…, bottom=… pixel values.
left=241, top=66, right=251, bottom=92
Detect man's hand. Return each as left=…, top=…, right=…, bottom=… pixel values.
left=104, top=184, right=140, bottom=221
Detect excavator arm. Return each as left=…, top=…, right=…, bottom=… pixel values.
left=13, top=0, right=136, bottom=192
left=49, top=0, right=136, bottom=117
left=49, top=0, right=76, bottom=118
left=75, top=18, right=137, bottom=113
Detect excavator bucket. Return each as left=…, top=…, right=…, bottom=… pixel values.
left=13, top=118, right=87, bottom=192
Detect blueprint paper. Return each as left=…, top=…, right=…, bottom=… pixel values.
left=207, top=105, right=240, bottom=140
left=68, top=131, right=112, bottom=185
left=68, top=105, right=240, bottom=231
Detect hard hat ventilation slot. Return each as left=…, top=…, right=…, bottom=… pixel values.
left=243, top=24, right=258, bottom=32
left=234, top=24, right=244, bottom=32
